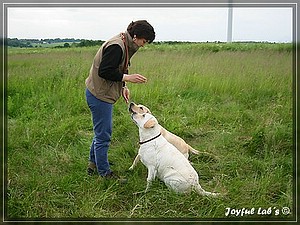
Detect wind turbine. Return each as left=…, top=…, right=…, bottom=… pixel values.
left=227, top=0, right=233, bottom=43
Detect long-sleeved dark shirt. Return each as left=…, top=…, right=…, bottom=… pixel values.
left=98, top=44, right=124, bottom=82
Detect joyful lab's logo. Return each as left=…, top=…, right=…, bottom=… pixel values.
left=225, top=207, right=291, bottom=217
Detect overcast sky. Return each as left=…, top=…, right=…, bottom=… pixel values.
left=7, top=6, right=293, bottom=42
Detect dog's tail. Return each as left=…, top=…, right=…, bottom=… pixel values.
left=188, top=145, right=219, bottom=160
left=188, top=145, right=200, bottom=154
left=194, top=184, right=220, bottom=197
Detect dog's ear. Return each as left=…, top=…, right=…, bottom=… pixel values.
left=144, top=119, right=156, bottom=129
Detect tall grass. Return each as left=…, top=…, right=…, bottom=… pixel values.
left=5, top=43, right=294, bottom=221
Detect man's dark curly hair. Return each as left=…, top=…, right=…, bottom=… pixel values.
left=127, top=20, right=155, bottom=43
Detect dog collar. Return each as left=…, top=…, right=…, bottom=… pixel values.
left=139, top=133, right=162, bottom=145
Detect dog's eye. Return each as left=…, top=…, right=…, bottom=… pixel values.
left=140, top=107, right=143, bottom=110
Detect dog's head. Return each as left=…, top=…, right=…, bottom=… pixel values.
left=129, top=102, right=152, bottom=114
left=131, top=112, right=158, bottom=129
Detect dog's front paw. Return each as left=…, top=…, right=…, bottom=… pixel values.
left=128, top=165, right=134, bottom=171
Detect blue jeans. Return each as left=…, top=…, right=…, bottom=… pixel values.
left=85, top=88, right=113, bottom=176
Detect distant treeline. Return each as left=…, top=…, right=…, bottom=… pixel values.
left=5, top=38, right=208, bottom=48
left=4, top=38, right=293, bottom=50
left=6, top=38, right=105, bottom=48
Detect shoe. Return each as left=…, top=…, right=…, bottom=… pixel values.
left=87, top=167, right=95, bottom=176
left=87, top=161, right=96, bottom=176
left=102, top=171, right=127, bottom=184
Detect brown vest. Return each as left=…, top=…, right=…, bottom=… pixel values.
left=85, top=31, right=139, bottom=104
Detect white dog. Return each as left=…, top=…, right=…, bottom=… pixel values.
left=128, top=102, right=217, bottom=161
left=130, top=112, right=219, bottom=196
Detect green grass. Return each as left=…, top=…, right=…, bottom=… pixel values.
left=6, top=43, right=294, bottom=221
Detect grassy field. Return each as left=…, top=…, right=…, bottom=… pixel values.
left=5, top=43, right=294, bottom=222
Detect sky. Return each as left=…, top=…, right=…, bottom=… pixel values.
left=7, top=6, right=293, bottom=42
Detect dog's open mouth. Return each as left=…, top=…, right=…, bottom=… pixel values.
left=129, top=107, right=135, bottom=114
left=128, top=102, right=137, bottom=114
